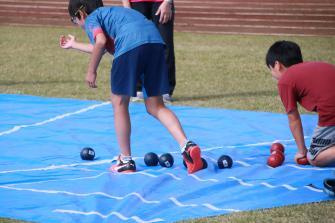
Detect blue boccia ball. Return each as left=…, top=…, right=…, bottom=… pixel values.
left=159, top=153, right=174, bottom=168
left=80, top=147, right=95, bottom=160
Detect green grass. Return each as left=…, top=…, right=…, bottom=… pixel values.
left=0, top=25, right=335, bottom=223
left=1, top=26, right=334, bottom=112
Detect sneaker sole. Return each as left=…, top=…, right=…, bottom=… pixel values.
left=109, top=166, right=136, bottom=173
left=185, top=146, right=206, bottom=174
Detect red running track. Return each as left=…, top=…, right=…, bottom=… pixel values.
left=0, top=0, right=334, bottom=36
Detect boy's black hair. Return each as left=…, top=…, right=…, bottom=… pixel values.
left=265, top=40, right=303, bottom=68
left=68, top=0, right=104, bottom=18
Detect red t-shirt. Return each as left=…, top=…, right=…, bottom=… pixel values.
left=278, top=62, right=335, bottom=127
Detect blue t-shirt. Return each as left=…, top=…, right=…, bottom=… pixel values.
left=85, top=6, right=164, bottom=58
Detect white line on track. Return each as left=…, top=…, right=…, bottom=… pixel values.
left=0, top=101, right=110, bottom=137
left=53, top=209, right=164, bottom=223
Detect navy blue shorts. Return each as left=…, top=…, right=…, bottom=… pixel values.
left=111, top=43, right=169, bottom=97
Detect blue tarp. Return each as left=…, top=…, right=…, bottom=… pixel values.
left=0, top=94, right=334, bottom=223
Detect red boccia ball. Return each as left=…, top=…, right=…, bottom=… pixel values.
left=297, top=157, right=309, bottom=165
left=270, top=142, right=285, bottom=153
left=267, top=154, right=284, bottom=168
left=271, top=150, right=285, bottom=161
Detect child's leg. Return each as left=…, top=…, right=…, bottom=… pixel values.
left=145, top=96, right=206, bottom=173
left=308, top=126, right=335, bottom=167
left=144, top=96, right=186, bottom=147
left=109, top=93, right=136, bottom=173
left=309, top=146, right=335, bottom=167
left=111, top=93, right=131, bottom=157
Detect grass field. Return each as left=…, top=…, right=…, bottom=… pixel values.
left=0, top=25, right=334, bottom=223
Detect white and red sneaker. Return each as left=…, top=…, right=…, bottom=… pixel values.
left=109, top=155, right=136, bottom=173
left=182, top=141, right=207, bottom=174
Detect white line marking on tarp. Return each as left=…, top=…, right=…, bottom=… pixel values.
left=260, top=182, right=276, bottom=188
left=281, top=184, right=298, bottom=191
left=304, top=185, right=323, bottom=193
left=235, top=160, right=251, bottom=167
left=285, top=164, right=335, bottom=171
left=0, top=185, right=160, bottom=204
left=189, top=174, right=219, bottom=183
left=202, top=203, right=241, bottom=212
left=0, top=101, right=110, bottom=136
left=165, top=173, right=182, bottom=180
left=261, top=182, right=298, bottom=190
left=169, top=197, right=197, bottom=207
left=53, top=209, right=164, bottom=223
left=0, top=159, right=113, bottom=174
left=202, top=136, right=311, bottom=152
left=7, top=172, right=110, bottom=186
left=228, top=176, right=254, bottom=187
left=0, top=185, right=241, bottom=212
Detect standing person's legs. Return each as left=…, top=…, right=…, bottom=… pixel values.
left=110, top=94, right=131, bottom=157
left=145, top=96, right=186, bottom=146
left=109, top=93, right=136, bottom=173
left=152, top=2, right=176, bottom=97
left=130, top=2, right=153, bottom=97
left=109, top=47, right=144, bottom=173
left=142, top=43, right=206, bottom=173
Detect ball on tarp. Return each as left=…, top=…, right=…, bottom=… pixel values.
left=159, top=153, right=174, bottom=168
left=297, top=157, right=309, bottom=165
left=217, top=155, right=233, bottom=169
left=270, top=142, right=285, bottom=153
left=271, top=150, right=285, bottom=161
left=267, top=153, right=284, bottom=167
left=144, top=152, right=159, bottom=166
left=80, top=147, right=95, bottom=160
left=323, top=178, right=335, bottom=197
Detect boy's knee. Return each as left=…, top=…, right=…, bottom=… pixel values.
left=309, top=159, right=324, bottom=167
left=111, top=95, right=129, bottom=108
left=146, top=106, right=156, bottom=117
left=309, top=156, right=334, bottom=167
left=146, top=103, right=164, bottom=117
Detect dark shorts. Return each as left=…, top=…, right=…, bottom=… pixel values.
left=308, top=125, right=335, bottom=160
left=111, top=43, right=169, bottom=97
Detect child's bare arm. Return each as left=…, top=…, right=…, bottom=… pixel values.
left=287, top=109, right=308, bottom=161
left=59, top=35, right=93, bottom=53
left=85, top=33, right=107, bottom=88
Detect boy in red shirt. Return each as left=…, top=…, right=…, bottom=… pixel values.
left=266, top=40, right=335, bottom=167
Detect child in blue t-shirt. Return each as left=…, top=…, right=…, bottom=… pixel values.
left=59, top=0, right=206, bottom=174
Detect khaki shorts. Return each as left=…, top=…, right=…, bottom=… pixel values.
left=307, top=125, right=335, bottom=160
